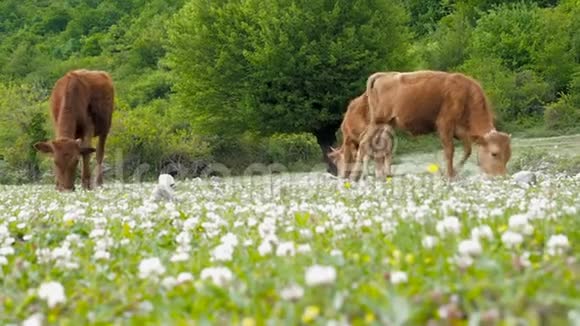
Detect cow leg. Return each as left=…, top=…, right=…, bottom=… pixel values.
left=457, top=137, right=472, bottom=169
left=350, top=144, right=366, bottom=181
left=93, top=134, right=107, bottom=187
left=337, top=142, right=351, bottom=179
left=384, top=150, right=393, bottom=177
left=374, top=154, right=385, bottom=179
left=350, top=124, right=378, bottom=181
left=438, top=128, right=456, bottom=179
left=81, top=138, right=93, bottom=190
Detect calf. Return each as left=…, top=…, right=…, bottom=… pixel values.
left=329, top=93, right=395, bottom=179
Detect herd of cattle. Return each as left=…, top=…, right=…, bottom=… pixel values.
left=34, top=69, right=512, bottom=192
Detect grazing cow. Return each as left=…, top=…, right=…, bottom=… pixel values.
left=351, top=70, right=511, bottom=180
left=328, top=93, right=395, bottom=179
left=34, top=69, right=115, bottom=191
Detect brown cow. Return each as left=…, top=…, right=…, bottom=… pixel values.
left=328, top=93, right=395, bottom=179
left=350, top=70, right=511, bottom=180
left=35, top=69, right=115, bottom=191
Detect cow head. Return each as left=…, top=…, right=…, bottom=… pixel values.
left=34, top=138, right=96, bottom=191
left=327, top=146, right=347, bottom=178
left=475, top=130, right=512, bottom=176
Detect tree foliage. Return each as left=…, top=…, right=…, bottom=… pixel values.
left=167, top=0, right=414, bottom=138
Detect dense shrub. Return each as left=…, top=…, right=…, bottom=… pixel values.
left=415, top=10, right=472, bottom=70
left=267, top=133, right=320, bottom=170
left=544, top=69, right=580, bottom=131
left=459, top=59, right=550, bottom=129
left=106, top=99, right=212, bottom=181
left=0, top=83, right=49, bottom=183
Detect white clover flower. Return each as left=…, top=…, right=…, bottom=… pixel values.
left=200, top=266, right=234, bottom=287
left=518, top=252, right=532, bottom=268
left=220, top=232, right=238, bottom=247
left=299, top=229, right=313, bottom=239
left=211, top=243, right=234, bottom=262
left=170, top=252, right=190, bottom=262
left=161, top=276, right=178, bottom=289
left=138, top=300, right=154, bottom=313
left=258, top=241, right=273, bottom=256
left=89, top=229, right=106, bottom=238
left=501, top=231, right=524, bottom=249
left=0, top=256, right=7, bottom=265
left=276, top=242, right=296, bottom=257
left=454, top=255, right=474, bottom=268
left=546, top=234, right=570, bottom=256
left=175, top=231, right=191, bottom=245
left=305, top=265, right=336, bottom=286
left=138, top=257, right=166, bottom=279
left=390, top=271, right=408, bottom=285
left=330, top=249, right=343, bottom=257
left=458, top=239, right=482, bottom=257
left=436, top=216, right=461, bottom=235
left=0, top=246, right=14, bottom=256
left=508, top=214, right=534, bottom=235
left=422, top=235, right=438, bottom=249
left=177, top=272, right=194, bottom=284
left=297, top=244, right=312, bottom=254
left=22, top=313, right=44, bottom=326
left=38, top=281, right=66, bottom=308
left=93, top=250, right=110, bottom=261
left=471, top=225, right=493, bottom=241
left=280, top=283, right=305, bottom=301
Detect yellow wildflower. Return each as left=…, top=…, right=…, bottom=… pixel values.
left=405, top=254, right=415, bottom=265
left=392, top=249, right=401, bottom=261
left=241, top=317, right=256, bottom=326
left=427, top=163, right=440, bottom=174
left=365, top=312, right=375, bottom=324
left=302, top=305, right=320, bottom=323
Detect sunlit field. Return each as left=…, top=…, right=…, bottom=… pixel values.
left=1, top=160, right=579, bottom=325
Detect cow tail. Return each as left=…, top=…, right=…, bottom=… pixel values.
left=365, top=73, right=383, bottom=123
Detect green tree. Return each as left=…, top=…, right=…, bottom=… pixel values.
left=402, top=0, right=452, bottom=37
left=167, top=0, right=413, bottom=173
left=0, top=83, right=49, bottom=181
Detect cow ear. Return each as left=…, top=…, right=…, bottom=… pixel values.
left=34, top=141, right=53, bottom=154
left=80, top=147, right=96, bottom=155
left=473, top=135, right=487, bottom=146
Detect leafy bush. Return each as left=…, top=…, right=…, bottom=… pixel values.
left=544, top=68, right=580, bottom=131
left=0, top=83, right=49, bottom=183
left=468, top=2, right=576, bottom=94
left=510, top=147, right=580, bottom=175
left=267, top=133, right=320, bottom=170
left=416, top=10, right=472, bottom=70
left=106, top=99, right=212, bottom=181
left=459, top=59, right=550, bottom=129
left=544, top=95, right=580, bottom=131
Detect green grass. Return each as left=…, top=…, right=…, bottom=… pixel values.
left=0, top=135, right=579, bottom=325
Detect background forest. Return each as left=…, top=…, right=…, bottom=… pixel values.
left=0, top=0, right=578, bottom=183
